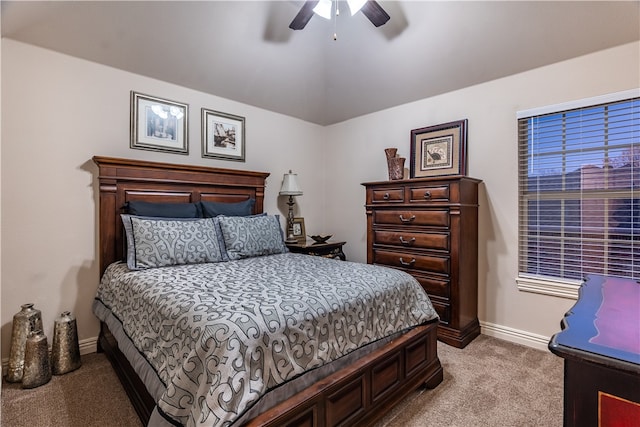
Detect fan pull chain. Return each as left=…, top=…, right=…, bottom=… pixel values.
left=333, top=0, right=338, bottom=40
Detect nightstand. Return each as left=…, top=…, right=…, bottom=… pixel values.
left=286, top=241, right=347, bottom=260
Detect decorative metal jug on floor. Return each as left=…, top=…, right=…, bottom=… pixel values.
left=51, top=311, right=82, bottom=375
left=6, top=303, right=43, bottom=383
left=22, top=329, right=51, bottom=389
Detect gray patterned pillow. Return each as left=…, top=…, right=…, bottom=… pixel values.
left=121, top=215, right=225, bottom=270
left=218, top=214, right=287, bottom=260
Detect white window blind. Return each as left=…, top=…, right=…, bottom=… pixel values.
left=518, top=92, right=639, bottom=282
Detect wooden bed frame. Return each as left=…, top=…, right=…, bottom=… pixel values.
left=93, top=156, right=443, bottom=427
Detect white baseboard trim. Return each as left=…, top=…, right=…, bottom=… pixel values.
left=79, top=336, right=98, bottom=355
left=480, top=320, right=551, bottom=352
left=2, top=337, right=98, bottom=376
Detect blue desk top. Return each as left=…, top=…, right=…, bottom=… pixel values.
left=549, top=274, right=640, bottom=371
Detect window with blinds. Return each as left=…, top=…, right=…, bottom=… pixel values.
left=518, top=94, right=639, bottom=283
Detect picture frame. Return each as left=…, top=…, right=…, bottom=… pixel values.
left=130, top=91, right=188, bottom=154
left=410, top=119, right=468, bottom=178
left=292, top=217, right=306, bottom=243
left=202, top=108, right=246, bottom=162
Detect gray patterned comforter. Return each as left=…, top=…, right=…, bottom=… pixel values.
left=94, top=253, right=438, bottom=426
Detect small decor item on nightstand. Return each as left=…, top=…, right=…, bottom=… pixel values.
left=6, top=303, right=43, bottom=383
left=385, top=147, right=405, bottom=180
left=309, top=234, right=332, bottom=244
left=291, top=217, right=306, bottom=243
left=22, top=329, right=51, bottom=389
left=286, top=240, right=347, bottom=260
left=51, top=311, right=82, bottom=375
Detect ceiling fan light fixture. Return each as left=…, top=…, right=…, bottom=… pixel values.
left=290, top=0, right=389, bottom=31
left=313, top=0, right=333, bottom=20
left=347, top=0, right=367, bottom=16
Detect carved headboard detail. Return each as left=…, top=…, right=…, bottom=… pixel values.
left=92, top=156, right=270, bottom=275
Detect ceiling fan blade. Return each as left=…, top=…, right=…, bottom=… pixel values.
left=289, top=1, right=320, bottom=30
left=361, top=1, right=390, bottom=27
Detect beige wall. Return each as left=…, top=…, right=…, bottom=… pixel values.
left=1, top=38, right=638, bottom=360
left=324, top=41, right=640, bottom=347
left=0, top=39, right=326, bottom=360
left=0, top=18, right=3, bottom=385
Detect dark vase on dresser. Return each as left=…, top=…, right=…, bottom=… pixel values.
left=362, top=176, right=481, bottom=348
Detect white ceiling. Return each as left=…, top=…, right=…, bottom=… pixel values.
left=2, top=1, right=639, bottom=125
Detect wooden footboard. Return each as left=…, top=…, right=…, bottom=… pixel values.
left=98, top=320, right=442, bottom=427
left=248, top=321, right=443, bottom=427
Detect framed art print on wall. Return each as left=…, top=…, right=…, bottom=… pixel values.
left=130, top=91, right=188, bottom=154
left=410, top=119, right=468, bottom=178
left=202, top=108, right=245, bottom=162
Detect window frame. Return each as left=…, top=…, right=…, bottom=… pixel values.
left=516, top=89, right=639, bottom=299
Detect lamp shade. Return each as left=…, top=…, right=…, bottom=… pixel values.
left=279, top=170, right=303, bottom=196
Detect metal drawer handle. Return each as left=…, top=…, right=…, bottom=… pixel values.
left=399, top=257, right=416, bottom=267
left=383, top=192, right=390, bottom=200
left=399, top=214, right=416, bottom=223
left=424, top=191, right=431, bottom=199
left=399, top=236, right=416, bottom=246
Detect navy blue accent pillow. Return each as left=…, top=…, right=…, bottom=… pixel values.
left=126, top=201, right=201, bottom=218
left=200, top=199, right=255, bottom=217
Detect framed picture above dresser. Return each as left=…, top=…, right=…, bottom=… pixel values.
left=362, top=175, right=481, bottom=348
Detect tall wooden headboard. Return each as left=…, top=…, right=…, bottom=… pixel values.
left=93, top=156, right=270, bottom=275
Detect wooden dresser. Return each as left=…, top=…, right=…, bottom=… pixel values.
left=362, top=176, right=481, bottom=348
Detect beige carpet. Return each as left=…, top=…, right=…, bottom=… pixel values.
left=375, top=335, right=564, bottom=427
left=2, top=335, right=563, bottom=426
left=2, top=353, right=142, bottom=427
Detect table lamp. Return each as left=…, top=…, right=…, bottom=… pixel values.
left=279, top=170, right=303, bottom=244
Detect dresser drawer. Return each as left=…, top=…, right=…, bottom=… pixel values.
left=372, top=188, right=404, bottom=203
left=429, top=300, right=450, bottom=325
left=373, top=230, right=450, bottom=252
left=373, top=250, right=449, bottom=275
left=409, top=185, right=450, bottom=203
left=373, top=210, right=449, bottom=228
left=412, top=273, right=450, bottom=299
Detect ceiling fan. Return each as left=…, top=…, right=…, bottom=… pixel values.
left=289, top=0, right=391, bottom=30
